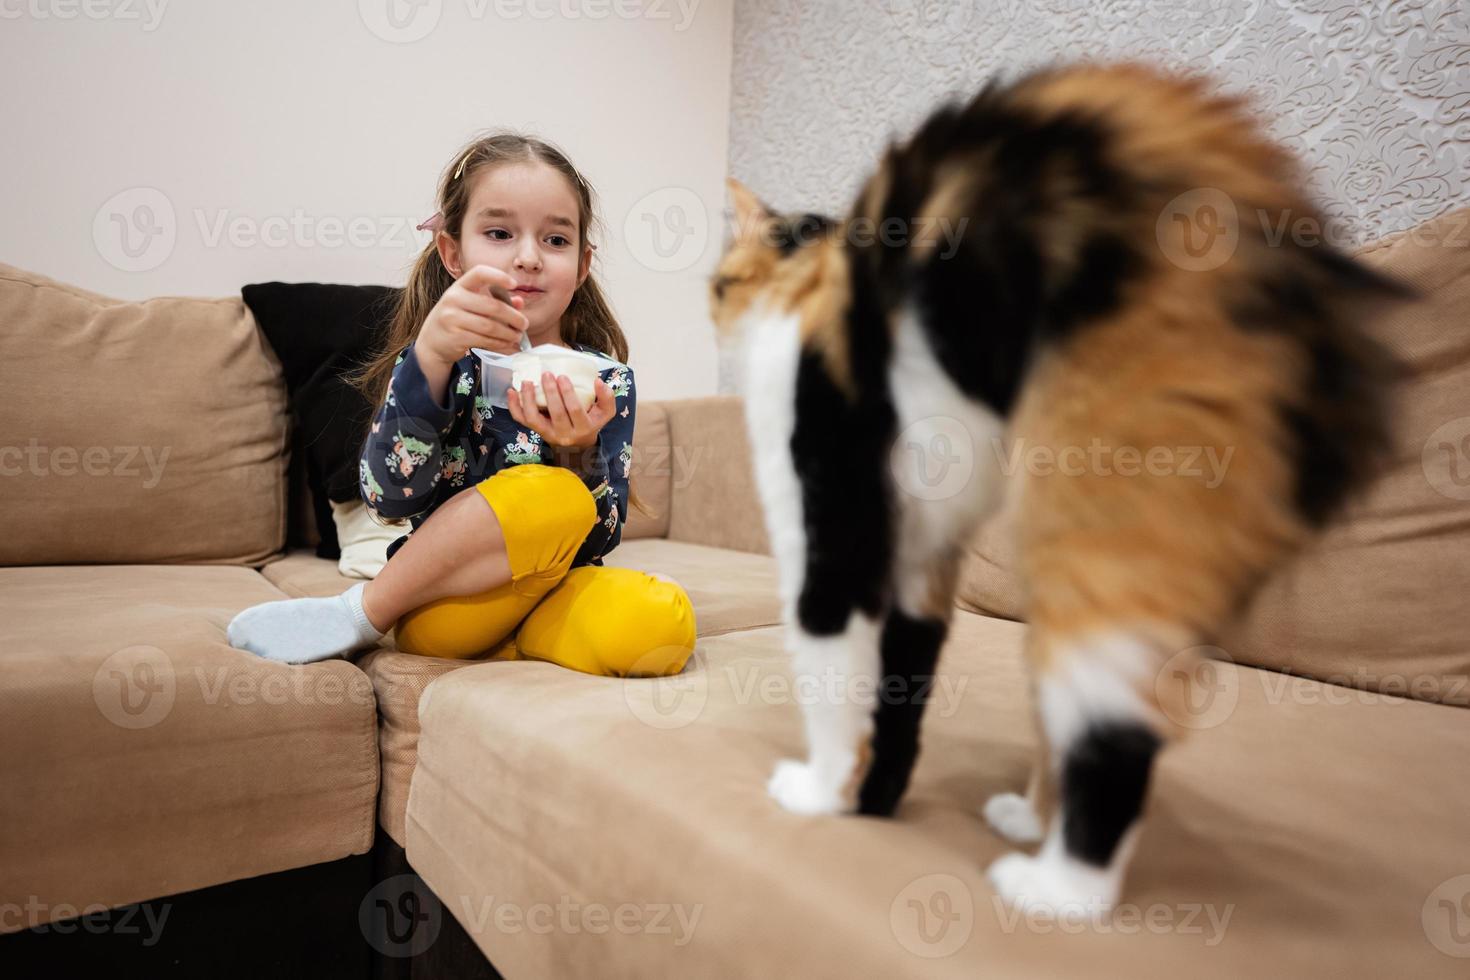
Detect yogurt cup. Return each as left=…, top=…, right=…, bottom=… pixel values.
left=510, top=349, right=600, bottom=411
left=472, top=343, right=621, bottom=411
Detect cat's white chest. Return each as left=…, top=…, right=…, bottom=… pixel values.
left=738, top=307, right=809, bottom=617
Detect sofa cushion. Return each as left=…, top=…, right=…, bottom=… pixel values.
left=0, top=565, right=379, bottom=929
left=602, top=538, right=781, bottom=636
left=954, top=208, right=1470, bottom=705
left=356, top=650, right=471, bottom=845
left=404, top=610, right=1470, bottom=979
left=258, top=539, right=782, bottom=843
left=0, top=265, right=289, bottom=566
left=264, top=538, right=782, bottom=638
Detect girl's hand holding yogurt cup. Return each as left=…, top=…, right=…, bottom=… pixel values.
left=507, top=368, right=616, bottom=451
left=418, top=264, right=529, bottom=366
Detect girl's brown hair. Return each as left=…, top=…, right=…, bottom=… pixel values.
left=347, top=131, right=652, bottom=521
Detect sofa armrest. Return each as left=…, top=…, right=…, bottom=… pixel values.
left=660, top=395, right=771, bottom=556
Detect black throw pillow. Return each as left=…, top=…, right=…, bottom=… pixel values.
left=242, top=282, right=400, bottom=559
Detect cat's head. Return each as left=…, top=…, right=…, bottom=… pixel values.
left=708, top=178, right=841, bottom=341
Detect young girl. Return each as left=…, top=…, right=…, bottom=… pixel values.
left=228, top=133, right=697, bottom=676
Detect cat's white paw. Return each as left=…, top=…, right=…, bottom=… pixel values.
left=986, top=851, right=1118, bottom=919
left=767, top=759, right=849, bottom=815
left=983, top=792, right=1043, bottom=844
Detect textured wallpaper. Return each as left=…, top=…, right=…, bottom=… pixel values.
left=723, top=0, right=1470, bottom=390
left=721, top=0, right=1470, bottom=390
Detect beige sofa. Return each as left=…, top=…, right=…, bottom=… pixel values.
left=3, top=207, right=1469, bottom=978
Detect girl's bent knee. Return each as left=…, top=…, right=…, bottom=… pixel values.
left=516, top=566, right=697, bottom=678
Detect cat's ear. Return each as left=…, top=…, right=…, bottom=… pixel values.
left=726, top=177, right=771, bottom=243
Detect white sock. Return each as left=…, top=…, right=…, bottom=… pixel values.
left=227, top=582, right=386, bottom=664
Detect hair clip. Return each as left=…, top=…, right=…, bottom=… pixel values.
left=416, top=211, right=445, bottom=233
left=452, top=148, right=473, bottom=181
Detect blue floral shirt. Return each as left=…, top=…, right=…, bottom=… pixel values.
left=358, top=341, right=636, bottom=568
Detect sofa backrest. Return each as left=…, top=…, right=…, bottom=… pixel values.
left=624, top=400, right=672, bottom=541
left=0, top=264, right=289, bottom=566
left=659, top=395, right=772, bottom=556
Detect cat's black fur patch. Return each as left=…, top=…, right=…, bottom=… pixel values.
left=790, top=339, right=895, bottom=634
left=1060, top=721, right=1162, bottom=867
left=773, top=213, right=837, bottom=256
left=847, top=96, right=1139, bottom=415
left=1228, top=255, right=1397, bottom=526
left=857, top=609, right=948, bottom=816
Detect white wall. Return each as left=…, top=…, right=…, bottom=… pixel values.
left=0, top=0, right=731, bottom=401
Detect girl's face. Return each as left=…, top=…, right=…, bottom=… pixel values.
left=438, top=160, right=592, bottom=342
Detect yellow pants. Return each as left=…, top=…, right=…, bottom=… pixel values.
left=392, top=463, right=696, bottom=677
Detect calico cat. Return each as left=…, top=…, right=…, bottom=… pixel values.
left=707, top=63, right=1401, bottom=914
